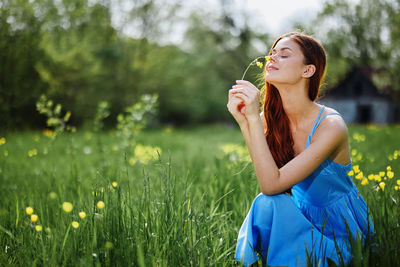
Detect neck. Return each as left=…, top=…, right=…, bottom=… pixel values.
left=274, top=82, right=318, bottom=131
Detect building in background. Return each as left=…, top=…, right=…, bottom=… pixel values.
left=318, top=67, right=399, bottom=124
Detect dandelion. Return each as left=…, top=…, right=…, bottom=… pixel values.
left=379, top=171, right=385, bottom=177
left=367, top=174, right=374, bottom=180
left=96, top=201, right=105, bottom=209
left=62, top=202, right=73, bottom=213
left=353, top=165, right=360, bottom=173
left=361, top=178, right=368, bottom=186
left=395, top=186, right=399, bottom=191
left=387, top=166, right=392, bottom=171
left=374, top=175, right=382, bottom=182
left=241, top=55, right=270, bottom=80
left=397, top=180, right=400, bottom=186
left=26, top=206, right=34, bottom=215
left=0, top=137, right=5, bottom=145
left=347, top=170, right=354, bottom=176
left=379, top=182, right=386, bottom=191
left=31, top=214, right=38, bottom=223
left=48, top=192, right=57, bottom=200
left=71, top=221, right=79, bottom=229
left=79, top=211, right=86, bottom=219
left=105, top=241, right=113, bottom=250
left=112, top=181, right=118, bottom=188
left=387, top=170, right=394, bottom=179
left=355, top=171, right=363, bottom=180
left=35, top=225, right=42, bottom=232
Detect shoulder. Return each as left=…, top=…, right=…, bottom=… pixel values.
left=314, top=106, right=348, bottom=143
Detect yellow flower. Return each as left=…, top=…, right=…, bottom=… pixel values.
left=28, top=149, right=38, bottom=157
left=355, top=171, right=363, bottom=180
left=256, top=61, right=263, bottom=68
left=387, top=171, right=394, bottom=179
left=130, top=144, right=162, bottom=165
left=397, top=180, right=400, bottom=186
left=35, top=225, right=42, bottom=232
left=96, top=201, right=105, bottom=209
left=361, top=178, right=368, bottom=185
left=79, top=211, right=86, bottom=219
left=387, top=166, right=392, bottom=171
left=379, top=171, right=385, bottom=177
left=395, top=186, right=399, bottom=191
left=105, top=241, right=113, bottom=250
left=0, top=137, right=5, bottom=145
left=48, top=192, right=58, bottom=200
left=347, top=170, right=354, bottom=176
left=112, top=181, right=118, bottom=188
left=379, top=182, right=385, bottom=191
left=374, top=175, right=382, bottom=182
left=353, top=165, right=360, bottom=173
left=26, top=207, right=34, bottom=215
left=71, top=221, right=79, bottom=229
left=31, top=214, right=38, bottom=223
left=367, top=174, right=374, bottom=180
left=62, top=202, right=73, bottom=213
left=45, top=227, right=51, bottom=233
left=265, top=56, right=271, bottom=61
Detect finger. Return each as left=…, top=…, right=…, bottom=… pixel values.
left=229, top=88, right=249, bottom=98
left=232, top=93, right=250, bottom=103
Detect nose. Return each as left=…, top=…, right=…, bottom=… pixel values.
left=269, top=54, right=278, bottom=63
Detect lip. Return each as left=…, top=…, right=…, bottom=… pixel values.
left=267, top=65, right=278, bottom=70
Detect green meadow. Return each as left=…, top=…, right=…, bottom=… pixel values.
left=0, top=124, right=399, bottom=266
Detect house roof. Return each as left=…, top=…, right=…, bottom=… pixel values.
left=322, top=66, right=390, bottom=100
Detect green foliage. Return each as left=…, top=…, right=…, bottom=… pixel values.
left=36, top=95, right=73, bottom=137
left=116, top=94, right=158, bottom=148
left=93, top=101, right=110, bottom=133
left=0, top=125, right=400, bottom=265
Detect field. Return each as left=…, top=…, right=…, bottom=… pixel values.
left=0, top=124, right=399, bottom=266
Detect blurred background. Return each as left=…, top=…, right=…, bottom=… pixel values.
left=1, top=0, right=400, bottom=131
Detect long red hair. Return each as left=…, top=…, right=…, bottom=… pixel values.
left=262, top=32, right=327, bottom=169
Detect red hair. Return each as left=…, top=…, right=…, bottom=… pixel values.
left=262, top=32, right=327, bottom=169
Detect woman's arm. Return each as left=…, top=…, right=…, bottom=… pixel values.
left=245, top=113, right=347, bottom=195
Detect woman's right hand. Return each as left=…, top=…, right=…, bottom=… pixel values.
left=227, top=89, right=247, bottom=125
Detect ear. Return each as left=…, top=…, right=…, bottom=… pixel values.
left=302, top=64, right=316, bottom=78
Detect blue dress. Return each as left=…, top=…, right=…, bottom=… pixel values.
left=235, top=105, right=374, bottom=267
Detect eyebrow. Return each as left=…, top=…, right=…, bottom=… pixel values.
left=271, top=47, right=293, bottom=52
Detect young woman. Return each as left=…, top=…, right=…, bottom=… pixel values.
left=227, top=32, right=374, bottom=266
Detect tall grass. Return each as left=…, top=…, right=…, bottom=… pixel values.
left=0, top=124, right=399, bottom=266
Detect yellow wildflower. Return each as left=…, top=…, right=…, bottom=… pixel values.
left=71, top=221, right=79, bottom=229
left=31, top=214, right=38, bottom=223
left=79, top=211, right=86, bottom=219
left=35, top=225, right=42, bottom=232
left=367, top=174, right=374, bottom=180
left=397, top=180, right=400, bottom=186
left=62, top=202, right=73, bottom=213
left=387, top=166, right=392, bottom=171
left=256, top=61, right=263, bottom=68
left=351, top=149, right=357, bottom=156
left=129, top=144, right=162, bottom=165
left=96, top=201, right=105, bottom=209
left=112, top=181, right=118, bottom=188
left=379, top=182, right=385, bottom=191
left=374, top=175, right=382, bottom=182
left=28, top=149, right=38, bottom=157
left=347, top=170, right=354, bottom=176
left=105, top=241, right=113, bottom=250
left=45, top=227, right=51, bottom=233
left=0, top=137, right=5, bottom=145
left=353, top=165, right=360, bottom=173
left=26, top=207, right=34, bottom=215
left=395, top=186, right=399, bottom=191
left=355, top=171, right=363, bottom=180
left=49, top=192, right=57, bottom=200
left=265, top=55, right=271, bottom=61
left=379, top=171, right=385, bottom=177
left=361, top=178, right=368, bottom=186
left=387, top=171, right=394, bottom=179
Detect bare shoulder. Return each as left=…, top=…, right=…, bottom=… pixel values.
left=314, top=106, right=348, bottom=141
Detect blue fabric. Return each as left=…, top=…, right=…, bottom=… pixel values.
left=235, top=105, right=374, bottom=267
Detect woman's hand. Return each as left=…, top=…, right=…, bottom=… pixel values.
left=227, top=89, right=247, bottom=125
left=228, top=80, right=261, bottom=121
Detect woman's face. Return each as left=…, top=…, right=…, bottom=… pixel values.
left=265, top=37, right=310, bottom=86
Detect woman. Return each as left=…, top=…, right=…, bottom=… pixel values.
left=227, top=32, right=374, bottom=266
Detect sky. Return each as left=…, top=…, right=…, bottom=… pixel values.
left=112, top=0, right=329, bottom=45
